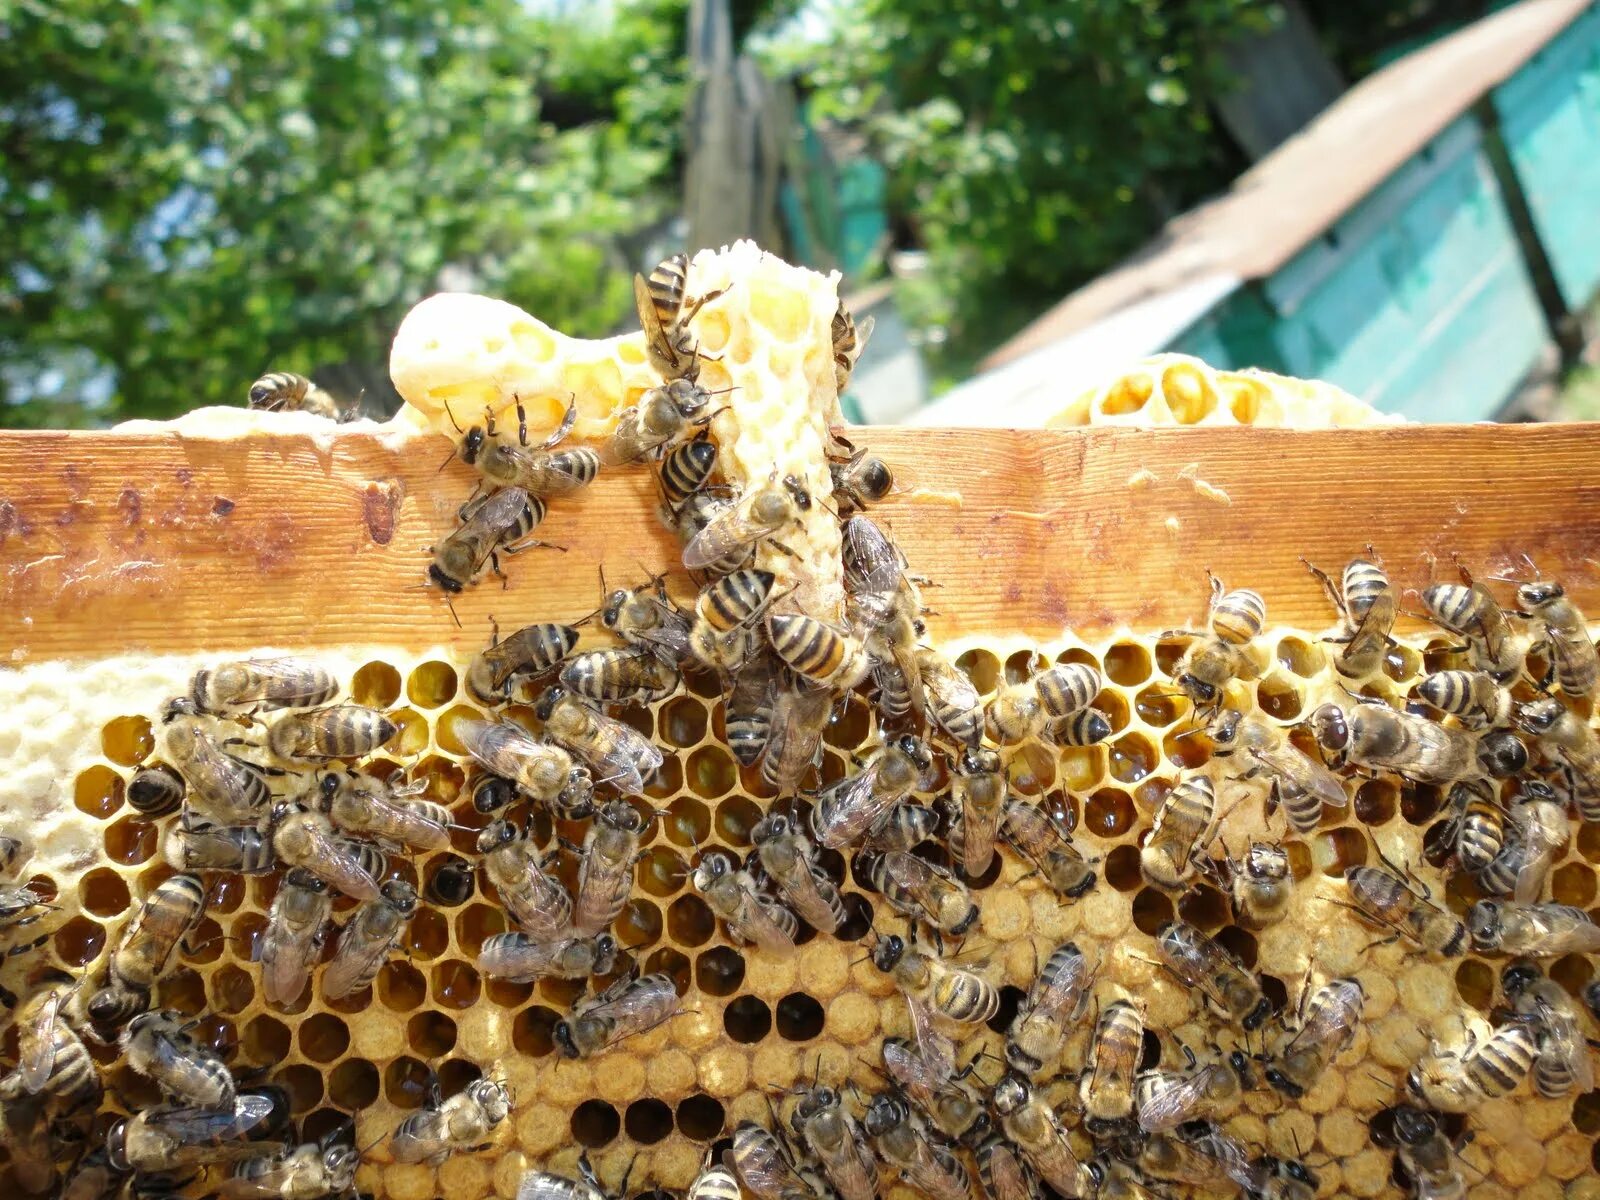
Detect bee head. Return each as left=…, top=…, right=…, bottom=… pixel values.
left=1391, top=1104, right=1437, bottom=1146
left=105, top=1118, right=132, bottom=1171
left=958, top=747, right=1000, bottom=776
left=991, top=1073, right=1029, bottom=1115
left=317, top=772, right=342, bottom=802
left=1177, top=673, right=1214, bottom=705
left=381, top=879, right=419, bottom=916
left=558, top=769, right=595, bottom=820
left=781, top=474, right=812, bottom=511
left=477, top=819, right=519, bottom=854
left=552, top=1019, right=581, bottom=1058
left=1500, top=962, right=1540, bottom=999
left=858, top=456, right=894, bottom=501
left=601, top=589, right=629, bottom=630
left=591, top=934, right=619, bottom=976
left=862, top=1093, right=905, bottom=1137
left=1245, top=842, right=1288, bottom=880
left=1226, top=1049, right=1254, bottom=1085
left=160, top=696, right=199, bottom=724
left=1309, top=703, right=1348, bottom=751
left=1516, top=697, right=1563, bottom=735
left=751, top=814, right=787, bottom=843
left=1476, top=730, right=1528, bottom=778
left=1518, top=579, right=1563, bottom=608
left=1465, top=900, right=1500, bottom=949
left=460, top=426, right=486, bottom=465
left=1264, top=1063, right=1303, bottom=1098
left=86, top=982, right=145, bottom=1027
left=533, top=686, right=566, bottom=722
left=895, top=735, right=933, bottom=772
left=870, top=934, right=906, bottom=972
left=285, top=866, right=328, bottom=894
left=427, top=563, right=465, bottom=594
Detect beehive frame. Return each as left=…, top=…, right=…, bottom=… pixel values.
left=4, top=409, right=1600, bottom=1200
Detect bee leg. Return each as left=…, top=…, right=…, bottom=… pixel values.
left=515, top=399, right=528, bottom=448
left=0, top=983, right=16, bottom=1008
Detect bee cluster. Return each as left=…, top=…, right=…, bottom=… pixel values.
left=5, top=256, right=1600, bottom=1200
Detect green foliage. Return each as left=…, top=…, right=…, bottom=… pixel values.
left=793, top=0, right=1277, bottom=372
left=0, top=0, right=703, bottom=425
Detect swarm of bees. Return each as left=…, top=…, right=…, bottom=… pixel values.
left=8, top=257, right=1600, bottom=1200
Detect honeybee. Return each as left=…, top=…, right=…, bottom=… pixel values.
left=1135, top=1132, right=1238, bottom=1190
left=767, top=615, right=872, bottom=690
left=751, top=813, right=845, bottom=935
left=841, top=515, right=923, bottom=719
left=121, top=1009, right=235, bottom=1108
left=761, top=677, right=832, bottom=794
left=481, top=931, right=618, bottom=982
left=811, top=734, right=932, bottom=849
left=517, top=1153, right=614, bottom=1200
left=1208, top=707, right=1347, bottom=834
left=831, top=301, right=874, bottom=394
left=866, top=802, right=941, bottom=853
left=106, top=1090, right=287, bottom=1172
left=248, top=371, right=340, bottom=418
left=1080, top=999, right=1143, bottom=1135
left=270, top=807, right=383, bottom=902
left=789, top=1084, right=877, bottom=1200
left=323, top=879, right=416, bottom=999
left=164, top=812, right=276, bottom=875
left=573, top=799, right=648, bottom=935
left=976, top=1136, right=1038, bottom=1200
left=872, top=932, right=999, bottom=1026
left=560, top=648, right=680, bottom=705
left=863, top=1093, right=972, bottom=1200
left=948, top=747, right=1004, bottom=877
left=636, top=251, right=725, bottom=381
left=728, top=654, right=780, bottom=768
left=466, top=621, right=580, bottom=705
left=1223, top=841, right=1293, bottom=929
left=1083, top=1159, right=1164, bottom=1200
left=1155, top=920, right=1271, bottom=1029
left=162, top=718, right=272, bottom=824
left=1416, top=670, right=1514, bottom=729
left=869, top=851, right=978, bottom=939
left=608, top=378, right=718, bottom=466
left=1502, top=963, right=1595, bottom=1098
left=261, top=867, right=332, bottom=1009
left=1000, top=798, right=1098, bottom=899
left=267, top=703, right=397, bottom=762
left=1406, top=1022, right=1538, bottom=1112
left=314, top=770, right=452, bottom=851
left=880, top=1034, right=989, bottom=1147
left=1, top=1091, right=56, bottom=1193
left=601, top=575, right=694, bottom=666
left=535, top=687, right=663, bottom=796
left=1006, top=941, right=1092, bottom=1077
left=220, top=1137, right=360, bottom=1200
left=59, top=1146, right=121, bottom=1200
left=1264, top=976, right=1364, bottom=1098
left=554, top=970, right=682, bottom=1058
left=0, top=873, right=49, bottom=991
left=1476, top=782, right=1568, bottom=901
left=987, top=660, right=1103, bottom=743
left=683, top=473, right=811, bottom=573
left=1420, top=567, right=1522, bottom=679
left=829, top=447, right=892, bottom=511
left=1311, top=701, right=1476, bottom=784
left=1343, top=862, right=1468, bottom=957
left=659, top=436, right=720, bottom=510
left=423, top=854, right=473, bottom=903
left=1166, top=577, right=1267, bottom=710
left=689, top=569, right=779, bottom=675
left=724, top=1121, right=813, bottom=1200
left=688, top=1153, right=743, bottom=1200
left=183, top=657, right=338, bottom=717
left=692, top=852, right=799, bottom=955
left=451, top=396, right=601, bottom=497
left=1386, top=1105, right=1467, bottom=1200
left=5, top=982, right=99, bottom=1108
left=992, top=1073, right=1092, bottom=1198
left=1515, top=576, right=1598, bottom=696
left=1134, top=1047, right=1250, bottom=1133
left=428, top=486, right=550, bottom=593
left=88, top=873, right=207, bottom=1026
left=1180, top=1123, right=1318, bottom=1200
left=1466, top=899, right=1600, bottom=955
left=391, top=1078, right=513, bottom=1165
left=1304, top=553, right=1395, bottom=677
left=1443, top=778, right=1506, bottom=874
left=478, top=819, right=573, bottom=940
left=1515, top=697, right=1600, bottom=821
left=916, top=646, right=983, bottom=749
left=457, top=718, right=592, bottom=816
left=1052, top=708, right=1113, bottom=746
left=1140, top=774, right=1218, bottom=891
left=128, top=763, right=186, bottom=817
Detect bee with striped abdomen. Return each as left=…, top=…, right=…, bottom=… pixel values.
left=162, top=718, right=273, bottom=825
left=573, top=800, right=649, bottom=936
left=314, top=769, right=453, bottom=851
left=1154, top=920, right=1271, bottom=1030
left=867, top=802, right=940, bottom=853
left=1080, top=999, right=1143, bottom=1136
left=1516, top=697, right=1600, bottom=821
left=121, top=1008, right=235, bottom=1108
left=219, top=1137, right=359, bottom=1200
left=829, top=446, right=892, bottom=511
left=480, top=931, right=618, bottom=983
left=692, top=851, right=799, bottom=955
left=1416, top=670, right=1515, bottom=730
left=535, top=687, right=664, bottom=796
left=1304, top=552, right=1395, bottom=677
left=830, top=301, right=874, bottom=395
left=465, top=621, right=580, bottom=705
left=1264, top=975, right=1364, bottom=1098
left=3, top=982, right=100, bottom=1109
left=880, top=1032, right=990, bottom=1147
left=391, top=1077, right=512, bottom=1165
left=1166, top=576, right=1266, bottom=711
left=266, top=703, right=397, bottom=763
left=269, top=807, right=383, bottom=902
left=1502, top=963, right=1595, bottom=1099
left=1311, top=701, right=1477, bottom=785
left=1140, top=774, right=1218, bottom=891
left=864, top=1093, right=972, bottom=1200
left=1006, top=941, right=1092, bottom=1078
left=1134, top=1045, right=1250, bottom=1132
left=323, top=879, right=416, bottom=999
left=811, top=734, right=931, bottom=850
left=1421, top=566, right=1523, bottom=680
left=478, top=819, right=573, bottom=941
left=1343, top=861, right=1468, bottom=957
left=659, top=436, right=720, bottom=510
left=1466, top=899, right=1600, bottom=956
left=517, top=1152, right=614, bottom=1200
left=428, top=486, right=550, bottom=593
left=872, top=932, right=998, bottom=1026
left=1000, top=797, right=1097, bottom=899
left=1386, top=1105, right=1467, bottom=1200
left=601, top=575, right=694, bottom=666
left=728, top=653, right=781, bottom=769
left=751, top=812, right=845, bottom=935
left=1, top=1092, right=56, bottom=1193
left=988, top=660, right=1104, bottom=744
left=916, top=646, right=984, bottom=749
left=684, top=474, right=811, bottom=574
left=1506, top=570, right=1598, bottom=696
left=635, top=251, right=725, bottom=382
left=992, top=1072, right=1092, bottom=1198
left=451, top=395, right=601, bottom=498
left=88, top=872, right=208, bottom=1026
left=687, top=1152, right=742, bottom=1200
left=128, top=763, right=186, bottom=817
left=788, top=1083, right=877, bottom=1200
left=261, top=867, right=332, bottom=1010
left=164, top=812, right=276, bottom=875
left=560, top=647, right=681, bottom=705
left=1443, top=778, right=1505, bottom=874
left=184, top=657, right=338, bottom=716
left=689, top=569, right=778, bottom=676
left=1475, top=782, right=1568, bottom=901
left=607, top=378, right=717, bottom=466
left=767, top=614, right=872, bottom=690
left=106, top=1089, right=287, bottom=1172
left=869, top=850, right=978, bottom=939
left=724, top=1120, right=813, bottom=1200
left=1208, top=706, right=1347, bottom=834
left=761, top=676, right=834, bottom=795
left=457, top=717, right=592, bottom=816
left=1406, top=1021, right=1537, bottom=1112
left=976, top=1136, right=1038, bottom=1200
left=247, top=371, right=340, bottom=419
left=554, top=970, right=682, bottom=1059
left=949, top=747, right=1004, bottom=878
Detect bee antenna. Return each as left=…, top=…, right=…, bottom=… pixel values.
left=445, top=595, right=462, bottom=630
left=442, top=398, right=465, bottom=435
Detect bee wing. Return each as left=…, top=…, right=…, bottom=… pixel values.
left=261, top=918, right=322, bottom=1008
left=683, top=507, right=761, bottom=572
left=1253, top=743, right=1348, bottom=809
left=741, top=891, right=798, bottom=954
left=634, top=274, right=670, bottom=351
left=1537, top=997, right=1595, bottom=1092
left=17, top=990, right=61, bottom=1093
left=1536, top=904, right=1600, bottom=953
left=587, top=711, right=665, bottom=791
left=304, top=823, right=381, bottom=901
left=147, top=1093, right=277, bottom=1143
left=782, top=864, right=842, bottom=934
left=590, top=976, right=680, bottom=1035
left=323, top=914, right=397, bottom=997
left=882, top=851, right=938, bottom=894
left=1136, top=1072, right=1205, bottom=1133
left=853, top=314, right=876, bottom=357
left=634, top=600, right=695, bottom=662
left=811, top=761, right=887, bottom=848
left=905, top=994, right=957, bottom=1082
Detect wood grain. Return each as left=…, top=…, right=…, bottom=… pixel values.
left=3, top=422, right=1600, bottom=661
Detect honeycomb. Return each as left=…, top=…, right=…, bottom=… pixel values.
left=3, top=252, right=1599, bottom=1200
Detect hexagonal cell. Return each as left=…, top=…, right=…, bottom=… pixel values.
left=686, top=745, right=737, bottom=800
left=1256, top=675, right=1303, bottom=721
left=74, top=765, right=125, bottom=819
left=512, top=1006, right=560, bottom=1057
left=231, top=912, right=269, bottom=962
left=103, top=815, right=157, bottom=865
left=824, top=697, right=872, bottom=749
left=775, top=993, right=824, bottom=1041
left=646, top=755, right=686, bottom=801
left=723, top=995, right=771, bottom=1043
left=1454, top=959, right=1494, bottom=1011
left=298, top=1013, right=351, bottom=1063
left=279, top=1063, right=325, bottom=1114
left=1131, top=887, right=1174, bottom=936
left=1161, top=726, right=1210, bottom=770
left=242, top=1015, right=291, bottom=1065
left=645, top=947, right=692, bottom=994
left=430, top=959, right=481, bottom=1009
left=351, top=661, right=403, bottom=708
left=408, top=1011, right=458, bottom=1057
left=664, top=796, right=711, bottom=847
left=1135, top=686, right=1188, bottom=729
left=1107, top=733, right=1156, bottom=784
left=1103, top=642, right=1152, bottom=687
left=329, top=1058, right=380, bottom=1110
left=1382, top=644, right=1423, bottom=683
left=713, top=796, right=761, bottom=846
left=78, top=867, right=129, bottom=917
left=52, top=915, right=105, bottom=967
left=1353, top=780, right=1397, bottom=826
left=625, top=1098, right=675, bottom=1145
left=836, top=893, right=874, bottom=941
left=639, top=847, right=689, bottom=897
left=412, top=754, right=465, bottom=804
left=1551, top=861, right=1597, bottom=907
left=159, top=968, right=208, bottom=1016
left=660, top=696, right=708, bottom=748
left=101, top=714, right=154, bottom=766
left=206, top=874, right=246, bottom=915
left=456, top=903, right=507, bottom=958
left=423, top=853, right=476, bottom=908
left=210, top=965, right=255, bottom=1015
left=1314, top=828, right=1369, bottom=877
left=617, top=898, right=664, bottom=949
left=386, top=707, right=430, bottom=757
left=676, top=1094, right=726, bottom=1141
left=1083, top=789, right=1135, bottom=838
left=572, top=1099, right=621, bottom=1147
left=1006, top=744, right=1055, bottom=796
left=378, top=961, right=427, bottom=1011
left=954, top=649, right=1000, bottom=695
left=405, top=907, right=451, bottom=961
left=1213, top=926, right=1257, bottom=969
left=384, top=1056, right=432, bottom=1109
left=183, top=917, right=225, bottom=964
left=1176, top=884, right=1230, bottom=931
left=407, top=660, right=459, bottom=708
left=1104, top=845, right=1142, bottom=892
left=1274, top=637, right=1323, bottom=678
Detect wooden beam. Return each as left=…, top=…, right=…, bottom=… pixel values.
left=3, top=422, right=1599, bottom=661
